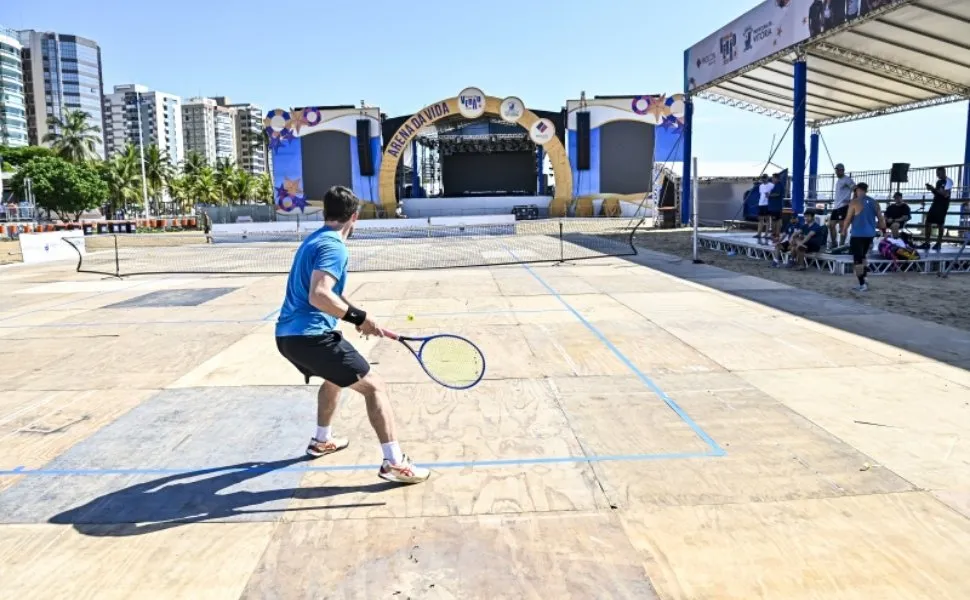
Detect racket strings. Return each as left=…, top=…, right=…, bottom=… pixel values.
left=419, top=336, right=485, bottom=388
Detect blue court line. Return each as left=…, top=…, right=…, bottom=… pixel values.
left=515, top=260, right=726, bottom=457
left=261, top=308, right=280, bottom=321
left=0, top=450, right=717, bottom=477
left=0, top=308, right=571, bottom=329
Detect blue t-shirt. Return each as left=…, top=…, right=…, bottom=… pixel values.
left=275, top=227, right=349, bottom=337
left=801, top=222, right=826, bottom=245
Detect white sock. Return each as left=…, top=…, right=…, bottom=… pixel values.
left=315, top=426, right=332, bottom=442
left=381, top=441, right=403, bottom=464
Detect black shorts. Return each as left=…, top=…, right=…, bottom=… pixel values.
left=758, top=205, right=769, bottom=217
left=830, top=205, right=849, bottom=222
left=804, top=241, right=822, bottom=254
left=927, top=203, right=949, bottom=226
left=276, top=331, right=370, bottom=387
left=850, top=236, right=874, bottom=264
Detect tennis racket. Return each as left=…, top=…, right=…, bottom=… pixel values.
left=381, top=328, right=485, bottom=390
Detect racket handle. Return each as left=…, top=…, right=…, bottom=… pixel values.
left=380, top=328, right=400, bottom=340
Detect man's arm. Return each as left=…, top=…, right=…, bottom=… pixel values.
left=308, top=270, right=382, bottom=336
left=874, top=200, right=887, bottom=231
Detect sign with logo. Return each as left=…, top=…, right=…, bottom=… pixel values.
left=499, top=96, right=525, bottom=123
left=686, top=0, right=812, bottom=91
left=19, top=231, right=85, bottom=264
left=529, top=118, right=555, bottom=145
left=457, top=87, right=486, bottom=119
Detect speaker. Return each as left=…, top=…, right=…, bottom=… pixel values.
left=576, top=111, right=590, bottom=171
left=890, top=162, right=909, bottom=184
left=356, top=119, right=374, bottom=176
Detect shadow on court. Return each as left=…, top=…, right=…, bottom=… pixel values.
left=48, top=456, right=397, bottom=536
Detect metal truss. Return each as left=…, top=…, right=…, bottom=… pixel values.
left=816, top=94, right=966, bottom=126
left=810, top=43, right=970, bottom=96
left=695, top=92, right=794, bottom=122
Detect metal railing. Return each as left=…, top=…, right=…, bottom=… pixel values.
left=0, top=204, right=37, bottom=222
left=808, top=163, right=968, bottom=202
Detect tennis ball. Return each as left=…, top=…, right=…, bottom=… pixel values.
left=407, top=314, right=415, bottom=321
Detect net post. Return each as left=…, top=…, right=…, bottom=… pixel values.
left=114, top=234, right=121, bottom=277
left=559, top=220, right=564, bottom=263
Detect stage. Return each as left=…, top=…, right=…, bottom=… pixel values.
left=698, top=231, right=970, bottom=276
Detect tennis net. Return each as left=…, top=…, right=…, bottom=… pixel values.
left=64, top=218, right=644, bottom=277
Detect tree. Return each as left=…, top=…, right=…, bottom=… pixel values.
left=13, top=156, right=109, bottom=221
left=254, top=173, right=274, bottom=204
left=43, top=110, right=103, bottom=162
left=143, top=144, right=173, bottom=214
left=214, top=159, right=237, bottom=204
left=0, top=145, right=55, bottom=171
left=99, top=145, right=143, bottom=215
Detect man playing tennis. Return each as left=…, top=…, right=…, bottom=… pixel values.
left=275, top=185, right=430, bottom=484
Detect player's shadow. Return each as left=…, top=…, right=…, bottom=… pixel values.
left=47, top=456, right=397, bottom=537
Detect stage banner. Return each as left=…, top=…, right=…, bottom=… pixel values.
left=685, top=0, right=812, bottom=92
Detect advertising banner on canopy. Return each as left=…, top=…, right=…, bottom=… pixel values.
left=686, top=0, right=904, bottom=93
left=685, top=0, right=812, bottom=92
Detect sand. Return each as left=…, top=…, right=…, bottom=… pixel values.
left=634, top=229, right=970, bottom=332
left=0, top=240, right=22, bottom=265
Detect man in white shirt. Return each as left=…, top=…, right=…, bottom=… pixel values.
left=827, top=162, right=855, bottom=248
left=755, top=174, right=773, bottom=243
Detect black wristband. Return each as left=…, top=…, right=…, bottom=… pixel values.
left=341, top=305, right=367, bottom=326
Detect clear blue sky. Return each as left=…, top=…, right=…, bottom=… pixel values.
left=3, top=0, right=968, bottom=173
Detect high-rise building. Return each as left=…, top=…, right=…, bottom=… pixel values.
left=213, top=105, right=236, bottom=164
left=213, top=97, right=266, bottom=175
left=103, top=84, right=183, bottom=163
left=0, top=27, right=28, bottom=148
left=181, top=97, right=216, bottom=163
left=17, top=30, right=106, bottom=158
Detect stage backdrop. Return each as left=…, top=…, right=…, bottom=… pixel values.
left=265, top=106, right=382, bottom=215
left=565, top=95, right=686, bottom=203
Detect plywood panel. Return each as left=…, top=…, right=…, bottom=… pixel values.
left=0, top=389, right=155, bottom=469
left=286, top=463, right=605, bottom=520
left=0, top=522, right=275, bottom=600
left=595, top=387, right=913, bottom=507
left=242, top=513, right=659, bottom=599
left=620, top=492, right=970, bottom=600
left=740, top=365, right=970, bottom=492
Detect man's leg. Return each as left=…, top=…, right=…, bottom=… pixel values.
left=827, top=218, right=837, bottom=248
left=306, top=381, right=349, bottom=457
left=349, top=372, right=429, bottom=483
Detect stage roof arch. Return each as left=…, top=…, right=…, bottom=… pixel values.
left=686, top=0, right=970, bottom=127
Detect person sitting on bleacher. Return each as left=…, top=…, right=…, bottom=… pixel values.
left=919, top=167, right=953, bottom=252
left=884, top=192, right=911, bottom=238
left=792, top=208, right=826, bottom=270
left=772, top=214, right=800, bottom=267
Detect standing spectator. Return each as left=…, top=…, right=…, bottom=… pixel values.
left=755, top=174, right=773, bottom=244
left=884, top=192, right=911, bottom=238
left=841, top=183, right=886, bottom=292
left=919, top=167, right=953, bottom=252
left=827, top=163, right=855, bottom=248
left=767, top=172, right=785, bottom=240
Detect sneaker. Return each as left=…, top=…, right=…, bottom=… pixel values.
left=378, top=454, right=430, bottom=484
left=854, top=283, right=869, bottom=292
left=306, top=437, right=349, bottom=457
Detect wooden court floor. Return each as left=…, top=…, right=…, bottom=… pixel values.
left=1, top=253, right=969, bottom=599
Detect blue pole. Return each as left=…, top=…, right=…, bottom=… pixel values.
left=681, top=98, right=693, bottom=226
left=410, top=139, right=419, bottom=197
left=792, top=59, right=808, bottom=217
left=963, top=99, right=970, bottom=199
left=808, top=129, right=819, bottom=201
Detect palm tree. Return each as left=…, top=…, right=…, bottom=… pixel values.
left=192, top=167, right=219, bottom=205
left=100, top=144, right=143, bottom=215
left=43, top=110, right=102, bottom=162
left=181, top=150, right=207, bottom=179
left=232, top=170, right=255, bottom=203
left=254, top=173, right=274, bottom=204
left=167, top=175, right=193, bottom=214
left=143, top=144, right=173, bottom=214
left=213, top=159, right=237, bottom=204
